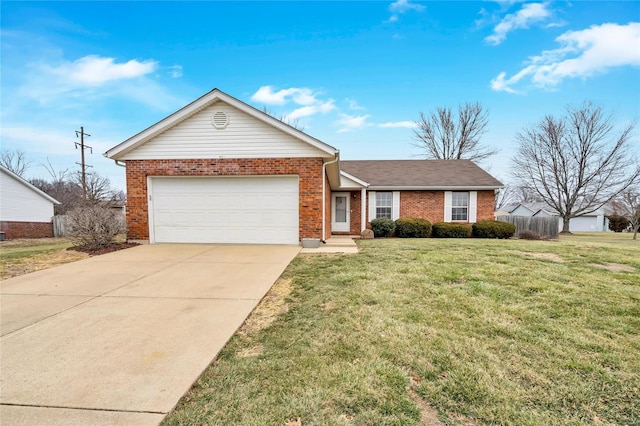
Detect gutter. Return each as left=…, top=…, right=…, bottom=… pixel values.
left=321, top=154, right=340, bottom=243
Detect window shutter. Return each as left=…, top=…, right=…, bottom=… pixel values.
left=392, top=191, right=400, bottom=220
left=368, top=191, right=376, bottom=221
left=469, top=191, right=477, bottom=223
left=444, top=191, right=452, bottom=222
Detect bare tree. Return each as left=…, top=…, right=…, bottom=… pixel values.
left=413, top=102, right=497, bottom=162
left=261, top=107, right=305, bottom=131
left=512, top=102, right=640, bottom=233
left=78, top=172, right=113, bottom=203
left=610, top=189, right=640, bottom=240
left=0, top=149, right=32, bottom=176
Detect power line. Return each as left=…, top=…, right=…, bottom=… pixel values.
left=75, top=126, right=92, bottom=200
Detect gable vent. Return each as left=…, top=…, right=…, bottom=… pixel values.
left=211, top=111, right=229, bottom=129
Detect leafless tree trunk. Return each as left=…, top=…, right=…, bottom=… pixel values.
left=512, top=102, right=639, bottom=233
left=0, top=149, right=32, bottom=176
left=413, top=102, right=497, bottom=162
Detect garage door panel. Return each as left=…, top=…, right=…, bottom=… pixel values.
left=150, top=177, right=299, bottom=244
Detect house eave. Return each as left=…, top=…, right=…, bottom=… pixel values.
left=367, top=185, right=504, bottom=191
left=105, top=88, right=339, bottom=160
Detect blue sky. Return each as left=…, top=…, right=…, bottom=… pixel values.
left=2, top=1, right=639, bottom=191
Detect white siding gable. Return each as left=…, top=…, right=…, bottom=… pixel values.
left=121, top=102, right=329, bottom=160
left=1, top=170, right=55, bottom=222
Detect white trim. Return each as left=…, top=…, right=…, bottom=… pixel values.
left=147, top=176, right=155, bottom=243
left=444, top=191, right=452, bottom=222
left=469, top=191, right=477, bottom=223
left=392, top=191, right=400, bottom=220
left=361, top=188, right=367, bottom=231
left=368, top=185, right=502, bottom=190
left=338, top=170, right=369, bottom=189
left=331, top=192, right=350, bottom=232
left=105, top=89, right=338, bottom=160
left=0, top=165, right=60, bottom=205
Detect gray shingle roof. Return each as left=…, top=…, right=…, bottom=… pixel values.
left=340, top=160, right=503, bottom=189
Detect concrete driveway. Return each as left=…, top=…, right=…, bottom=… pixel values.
left=0, top=243, right=300, bottom=425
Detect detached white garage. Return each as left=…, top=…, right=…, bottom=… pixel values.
left=148, top=176, right=299, bottom=244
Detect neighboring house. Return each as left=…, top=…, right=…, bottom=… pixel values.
left=0, top=165, right=60, bottom=239
left=105, top=89, right=503, bottom=245
left=497, top=202, right=610, bottom=232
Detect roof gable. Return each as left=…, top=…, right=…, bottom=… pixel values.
left=340, top=160, right=503, bottom=189
left=0, top=166, right=60, bottom=205
left=105, top=88, right=338, bottom=160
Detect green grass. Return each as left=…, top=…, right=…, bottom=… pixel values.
left=0, top=238, right=74, bottom=262
left=163, top=233, right=640, bottom=426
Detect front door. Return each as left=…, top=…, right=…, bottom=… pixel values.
left=332, top=193, right=350, bottom=233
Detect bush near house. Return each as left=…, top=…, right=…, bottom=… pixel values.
left=472, top=220, right=516, bottom=239
left=395, top=218, right=432, bottom=238
left=431, top=222, right=472, bottom=238
left=67, top=205, right=125, bottom=250
left=608, top=215, right=630, bottom=232
left=518, top=230, right=545, bottom=240
left=370, top=218, right=395, bottom=238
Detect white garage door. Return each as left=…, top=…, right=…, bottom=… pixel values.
left=149, top=176, right=299, bottom=244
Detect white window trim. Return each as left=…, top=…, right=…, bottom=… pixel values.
left=444, top=191, right=477, bottom=223
left=368, top=191, right=400, bottom=221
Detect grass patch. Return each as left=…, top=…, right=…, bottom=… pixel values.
left=164, top=233, right=639, bottom=425
left=0, top=238, right=88, bottom=279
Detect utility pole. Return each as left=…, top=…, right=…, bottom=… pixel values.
left=75, top=126, right=92, bottom=200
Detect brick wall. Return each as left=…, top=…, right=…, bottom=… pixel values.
left=476, top=190, right=496, bottom=221
left=358, top=189, right=496, bottom=230
left=1, top=221, right=54, bottom=239
left=125, top=158, right=324, bottom=241
left=400, top=191, right=445, bottom=223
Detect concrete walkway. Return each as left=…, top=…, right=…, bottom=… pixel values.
left=300, top=235, right=360, bottom=254
left=0, top=244, right=300, bottom=426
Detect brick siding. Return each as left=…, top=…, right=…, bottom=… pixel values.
left=125, top=158, right=324, bottom=241
left=346, top=189, right=496, bottom=231
left=1, top=221, right=54, bottom=239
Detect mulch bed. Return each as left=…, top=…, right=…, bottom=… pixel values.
left=68, top=242, right=140, bottom=256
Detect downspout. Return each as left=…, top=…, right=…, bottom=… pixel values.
left=322, top=154, right=340, bottom=243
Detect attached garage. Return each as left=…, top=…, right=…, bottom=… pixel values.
left=148, top=176, right=299, bottom=244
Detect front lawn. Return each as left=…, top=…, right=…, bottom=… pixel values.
left=0, top=238, right=88, bottom=279
left=164, top=234, right=639, bottom=425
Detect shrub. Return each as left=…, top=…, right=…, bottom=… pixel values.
left=518, top=230, right=544, bottom=240
left=68, top=205, right=125, bottom=250
left=608, top=215, right=630, bottom=232
left=431, top=222, right=472, bottom=238
left=370, top=217, right=396, bottom=238
left=472, top=220, right=516, bottom=239
left=395, top=218, right=432, bottom=238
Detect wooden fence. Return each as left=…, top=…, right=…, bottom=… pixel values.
left=53, top=215, right=71, bottom=237
left=496, top=215, right=559, bottom=238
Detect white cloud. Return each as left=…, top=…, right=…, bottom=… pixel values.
left=491, top=22, right=640, bottom=93
left=250, top=86, right=319, bottom=105
left=46, top=55, right=157, bottom=86
left=387, top=0, right=425, bottom=23
left=346, top=98, right=365, bottom=110
left=485, top=2, right=552, bottom=45
left=337, top=114, right=371, bottom=133
left=389, top=0, right=426, bottom=14
left=285, top=100, right=336, bottom=121
left=169, top=65, right=183, bottom=78
left=378, top=121, right=417, bottom=129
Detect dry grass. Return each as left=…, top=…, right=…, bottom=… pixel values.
left=0, top=238, right=87, bottom=280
